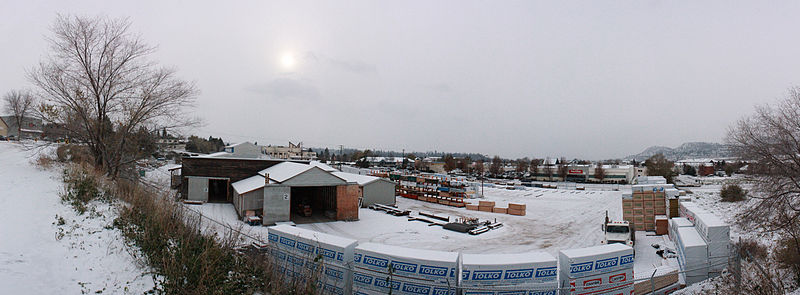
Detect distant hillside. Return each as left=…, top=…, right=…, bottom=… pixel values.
left=626, top=142, right=731, bottom=161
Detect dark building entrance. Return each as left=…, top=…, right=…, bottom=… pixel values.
left=290, top=186, right=338, bottom=224
left=208, top=179, right=229, bottom=202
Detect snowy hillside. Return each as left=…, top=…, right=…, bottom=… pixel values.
left=0, top=142, right=153, bottom=294
left=627, top=142, right=731, bottom=161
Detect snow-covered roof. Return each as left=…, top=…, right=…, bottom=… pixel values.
left=332, top=171, right=382, bottom=185
left=197, top=151, right=269, bottom=160
left=258, top=161, right=315, bottom=183
left=231, top=175, right=267, bottom=194
left=226, top=142, right=251, bottom=148
left=19, top=128, right=43, bottom=133
left=165, top=164, right=182, bottom=171
left=309, top=161, right=337, bottom=172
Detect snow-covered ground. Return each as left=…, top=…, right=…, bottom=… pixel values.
left=187, top=186, right=622, bottom=257
left=0, top=142, right=153, bottom=294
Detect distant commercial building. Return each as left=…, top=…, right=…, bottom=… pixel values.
left=365, top=156, right=413, bottom=168
left=261, top=142, right=317, bottom=160
left=531, top=164, right=635, bottom=184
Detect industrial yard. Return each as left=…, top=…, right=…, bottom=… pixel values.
left=188, top=185, right=622, bottom=256
left=305, top=187, right=622, bottom=255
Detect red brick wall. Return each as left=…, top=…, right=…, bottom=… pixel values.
left=336, top=184, right=360, bottom=221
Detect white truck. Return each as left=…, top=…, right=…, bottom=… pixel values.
left=601, top=212, right=635, bottom=247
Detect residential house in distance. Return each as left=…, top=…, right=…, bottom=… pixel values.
left=223, top=141, right=264, bottom=158
left=0, top=116, right=43, bottom=139
left=0, top=117, right=7, bottom=138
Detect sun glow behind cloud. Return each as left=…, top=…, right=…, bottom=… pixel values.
left=279, top=52, right=296, bottom=70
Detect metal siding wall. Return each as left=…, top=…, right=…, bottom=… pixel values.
left=263, top=186, right=291, bottom=225
left=362, top=181, right=396, bottom=206
left=187, top=177, right=208, bottom=202
left=243, top=189, right=264, bottom=211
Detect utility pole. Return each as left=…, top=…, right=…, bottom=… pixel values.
left=339, top=144, right=344, bottom=170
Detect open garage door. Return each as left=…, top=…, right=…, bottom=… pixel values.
left=290, top=186, right=337, bottom=224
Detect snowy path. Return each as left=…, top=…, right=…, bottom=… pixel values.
left=0, top=142, right=153, bottom=294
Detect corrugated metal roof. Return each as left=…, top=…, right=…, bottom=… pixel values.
left=331, top=171, right=381, bottom=185
left=309, top=161, right=338, bottom=172
left=258, top=161, right=315, bottom=183
left=231, top=175, right=267, bottom=194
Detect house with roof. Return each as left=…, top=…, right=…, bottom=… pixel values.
left=0, top=116, right=43, bottom=139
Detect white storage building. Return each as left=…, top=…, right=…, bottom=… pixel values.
left=332, top=172, right=397, bottom=207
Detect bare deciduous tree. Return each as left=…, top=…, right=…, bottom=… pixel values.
left=474, top=160, right=484, bottom=175
left=2, top=89, right=36, bottom=138
left=29, top=15, right=198, bottom=178
left=543, top=162, right=554, bottom=181
left=644, top=153, right=675, bottom=183
left=728, top=87, right=800, bottom=277
left=594, top=164, right=605, bottom=182
left=516, top=157, right=529, bottom=173
left=529, top=158, right=543, bottom=177
left=557, top=157, right=569, bottom=180
left=489, top=156, right=502, bottom=176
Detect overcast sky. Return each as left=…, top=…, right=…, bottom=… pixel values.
left=2, top=1, right=799, bottom=159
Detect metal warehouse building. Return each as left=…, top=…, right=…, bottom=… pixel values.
left=181, top=154, right=395, bottom=225
left=332, top=171, right=397, bottom=207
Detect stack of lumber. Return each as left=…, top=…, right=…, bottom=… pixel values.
left=508, top=203, right=526, bottom=216
left=478, top=200, right=495, bottom=212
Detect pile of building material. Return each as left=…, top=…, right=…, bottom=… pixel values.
left=673, top=226, right=709, bottom=285
left=633, top=265, right=680, bottom=295
left=668, top=217, right=694, bottom=242
left=368, top=204, right=410, bottom=216
left=508, top=203, right=526, bottom=216
left=623, top=184, right=672, bottom=231
left=693, top=213, right=730, bottom=276
left=478, top=200, right=495, bottom=212
left=394, top=173, right=468, bottom=207
left=352, top=243, right=459, bottom=294
left=671, top=203, right=732, bottom=282
left=461, top=252, right=558, bottom=293
left=558, top=244, right=635, bottom=295
left=655, top=215, right=669, bottom=235
left=262, top=224, right=642, bottom=294
left=678, top=201, right=709, bottom=225
left=637, top=176, right=667, bottom=184
left=267, top=225, right=357, bottom=293
left=465, top=201, right=527, bottom=216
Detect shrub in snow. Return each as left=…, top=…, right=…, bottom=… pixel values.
left=720, top=184, right=746, bottom=202
left=60, top=165, right=105, bottom=214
